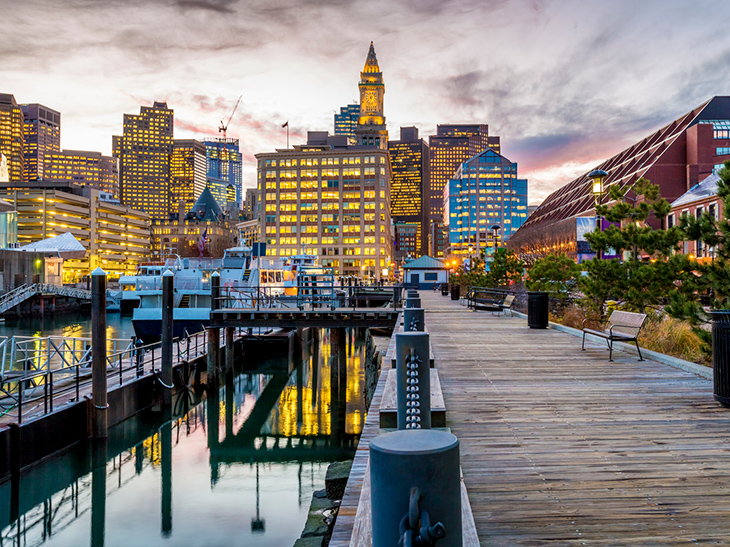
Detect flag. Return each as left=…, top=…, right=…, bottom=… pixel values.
left=282, top=121, right=289, bottom=128
left=198, top=226, right=208, bottom=258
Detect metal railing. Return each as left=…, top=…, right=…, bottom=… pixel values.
left=0, top=284, right=94, bottom=315
left=0, top=330, right=210, bottom=424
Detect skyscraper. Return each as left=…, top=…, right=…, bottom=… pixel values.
left=203, top=138, right=242, bottom=206
left=445, top=148, right=528, bottom=256
left=388, top=126, right=429, bottom=258
left=334, top=104, right=360, bottom=142
left=44, top=150, right=119, bottom=197
left=354, top=42, right=388, bottom=149
left=113, top=102, right=174, bottom=221
left=171, top=139, right=207, bottom=212
left=242, top=187, right=259, bottom=221
left=0, top=94, right=25, bottom=183
left=20, top=103, right=60, bottom=181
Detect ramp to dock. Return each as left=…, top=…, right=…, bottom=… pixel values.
left=421, top=291, right=729, bottom=545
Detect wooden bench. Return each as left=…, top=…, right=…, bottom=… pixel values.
left=470, top=293, right=515, bottom=314
left=582, top=310, right=647, bottom=362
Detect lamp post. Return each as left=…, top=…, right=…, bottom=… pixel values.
left=468, top=244, right=474, bottom=272
left=490, top=224, right=501, bottom=250
left=588, top=169, right=608, bottom=260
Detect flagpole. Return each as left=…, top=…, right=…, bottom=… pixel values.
left=287, top=124, right=289, bottom=149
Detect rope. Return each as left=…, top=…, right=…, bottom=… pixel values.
left=157, top=377, right=174, bottom=390
left=92, top=403, right=109, bottom=410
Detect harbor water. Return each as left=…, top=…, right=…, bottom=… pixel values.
left=0, top=314, right=375, bottom=546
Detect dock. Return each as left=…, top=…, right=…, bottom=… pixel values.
left=335, top=290, right=730, bottom=545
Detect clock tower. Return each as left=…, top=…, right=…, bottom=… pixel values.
left=356, top=42, right=388, bottom=149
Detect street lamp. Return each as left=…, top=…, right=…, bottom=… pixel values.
left=468, top=244, right=474, bottom=272
left=490, top=224, right=501, bottom=249
left=588, top=169, right=608, bottom=259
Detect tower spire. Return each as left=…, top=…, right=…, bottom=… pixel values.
left=364, top=41, right=379, bottom=73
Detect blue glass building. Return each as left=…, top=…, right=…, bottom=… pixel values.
left=445, top=148, right=528, bottom=255
left=203, top=138, right=242, bottom=206
left=334, top=104, right=360, bottom=143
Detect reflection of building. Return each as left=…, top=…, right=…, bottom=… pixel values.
left=445, top=148, right=528, bottom=255
left=509, top=96, right=730, bottom=261
left=0, top=181, right=150, bottom=280
left=171, top=139, right=207, bottom=212
left=113, top=102, right=174, bottom=221
left=0, top=94, right=25, bottom=182
left=388, top=127, right=429, bottom=257
left=20, top=103, right=61, bottom=181
left=203, top=138, right=242, bottom=205
left=334, top=104, right=360, bottom=142
left=44, top=150, right=119, bottom=197
left=151, top=188, right=237, bottom=259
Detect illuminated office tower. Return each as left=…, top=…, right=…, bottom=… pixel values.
left=44, top=150, right=119, bottom=197
left=203, top=138, right=242, bottom=205
left=171, top=139, right=206, bottom=212
left=388, top=126, right=429, bottom=258
left=445, top=148, right=528, bottom=256
left=334, top=104, right=360, bottom=142
left=354, top=42, right=388, bottom=149
left=113, top=102, right=173, bottom=221
left=0, top=94, right=25, bottom=182
left=20, top=103, right=60, bottom=181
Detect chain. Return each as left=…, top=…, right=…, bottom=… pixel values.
left=398, top=487, right=446, bottom=546
left=405, top=348, right=422, bottom=429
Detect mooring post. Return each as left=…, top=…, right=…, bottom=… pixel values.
left=370, top=429, right=461, bottom=547
left=208, top=272, right=221, bottom=389
left=161, top=269, right=174, bottom=406
left=405, top=296, right=421, bottom=309
left=403, top=307, right=425, bottom=332
left=395, top=332, right=431, bottom=430
left=91, top=267, right=108, bottom=439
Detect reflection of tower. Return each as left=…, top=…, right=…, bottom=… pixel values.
left=251, top=463, right=265, bottom=532
left=329, top=328, right=348, bottom=442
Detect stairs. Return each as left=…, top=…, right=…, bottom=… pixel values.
left=242, top=269, right=251, bottom=282
left=179, top=294, right=190, bottom=308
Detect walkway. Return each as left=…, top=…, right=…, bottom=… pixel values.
left=421, top=291, right=728, bottom=545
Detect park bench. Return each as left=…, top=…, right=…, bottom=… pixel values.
left=469, top=292, right=515, bottom=315
left=582, top=310, right=647, bottom=362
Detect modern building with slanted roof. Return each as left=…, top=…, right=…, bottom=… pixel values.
left=508, top=96, right=730, bottom=263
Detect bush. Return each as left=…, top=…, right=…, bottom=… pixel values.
left=641, top=315, right=709, bottom=366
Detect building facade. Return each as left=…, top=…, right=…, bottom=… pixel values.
left=509, top=95, right=730, bottom=262
left=0, top=94, right=25, bottom=183
left=445, top=148, right=528, bottom=256
left=236, top=218, right=260, bottom=246
left=354, top=42, right=388, bottom=149
left=113, top=102, right=174, bottom=221
left=171, top=139, right=207, bottom=213
left=388, top=126, right=430, bottom=257
left=0, top=181, right=150, bottom=280
left=203, top=138, right=243, bottom=206
left=242, top=187, right=259, bottom=221
left=44, top=150, right=119, bottom=197
left=20, top=103, right=61, bottom=181
left=334, top=104, right=360, bottom=142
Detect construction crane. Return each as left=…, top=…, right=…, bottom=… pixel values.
left=219, top=95, right=242, bottom=139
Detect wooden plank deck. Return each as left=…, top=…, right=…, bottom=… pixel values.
left=420, top=291, right=728, bottom=545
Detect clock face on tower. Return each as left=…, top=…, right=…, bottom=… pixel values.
left=364, top=91, right=377, bottom=105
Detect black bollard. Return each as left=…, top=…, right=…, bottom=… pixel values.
left=405, top=297, right=421, bottom=309
left=403, top=308, right=425, bottom=332
left=370, top=429, right=461, bottom=547
left=91, top=267, right=108, bottom=438
left=396, top=332, right=430, bottom=430
left=208, top=272, right=221, bottom=389
left=161, top=269, right=174, bottom=406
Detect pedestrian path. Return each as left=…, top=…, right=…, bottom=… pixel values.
left=422, top=291, right=727, bottom=545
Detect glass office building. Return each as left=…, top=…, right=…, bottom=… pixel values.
left=203, top=138, right=242, bottom=206
left=445, top=148, right=528, bottom=255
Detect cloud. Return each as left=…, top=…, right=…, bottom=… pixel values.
left=174, top=0, right=238, bottom=13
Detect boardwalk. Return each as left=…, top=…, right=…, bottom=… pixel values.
left=421, top=291, right=729, bottom=546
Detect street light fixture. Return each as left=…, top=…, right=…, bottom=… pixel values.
left=588, top=169, right=608, bottom=259
left=490, top=224, right=501, bottom=249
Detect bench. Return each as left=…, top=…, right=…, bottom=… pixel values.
left=470, top=293, right=515, bottom=315
left=582, top=310, right=647, bottom=362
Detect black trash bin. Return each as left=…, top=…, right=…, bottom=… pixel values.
left=441, top=283, right=449, bottom=296
left=527, top=291, right=549, bottom=329
left=450, top=284, right=460, bottom=301
left=711, top=310, right=730, bottom=407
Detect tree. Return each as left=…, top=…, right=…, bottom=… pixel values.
left=488, top=248, right=524, bottom=288
left=526, top=254, right=581, bottom=299
left=581, top=177, right=685, bottom=313
left=666, top=163, right=730, bottom=350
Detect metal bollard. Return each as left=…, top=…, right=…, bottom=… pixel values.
left=91, top=267, right=108, bottom=439
left=161, top=269, right=174, bottom=406
left=396, top=332, right=430, bottom=430
left=404, top=308, right=425, bottom=332
left=370, top=429, right=461, bottom=547
left=208, top=272, right=221, bottom=388
left=405, top=297, right=421, bottom=309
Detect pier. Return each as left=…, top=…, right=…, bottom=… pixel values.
left=333, top=290, right=730, bottom=545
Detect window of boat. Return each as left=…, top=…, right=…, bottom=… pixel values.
left=276, top=271, right=282, bottom=283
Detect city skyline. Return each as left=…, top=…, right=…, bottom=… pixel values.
left=3, top=0, right=730, bottom=204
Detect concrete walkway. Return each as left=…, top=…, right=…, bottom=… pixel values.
left=423, top=291, right=728, bottom=546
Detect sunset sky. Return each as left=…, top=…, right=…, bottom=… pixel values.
left=3, top=0, right=730, bottom=204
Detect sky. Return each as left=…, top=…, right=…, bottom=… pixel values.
left=3, top=0, right=730, bottom=204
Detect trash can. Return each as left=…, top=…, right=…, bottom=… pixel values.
left=450, top=284, right=460, bottom=301
left=441, top=283, right=449, bottom=296
left=527, top=291, right=549, bottom=329
left=711, top=310, right=730, bottom=407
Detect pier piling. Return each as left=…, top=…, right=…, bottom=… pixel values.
left=91, top=267, right=108, bottom=439
left=208, top=272, right=221, bottom=389
left=395, top=332, right=430, bottom=430
left=161, top=269, right=174, bottom=406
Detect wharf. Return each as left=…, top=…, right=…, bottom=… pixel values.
left=419, top=291, right=730, bottom=545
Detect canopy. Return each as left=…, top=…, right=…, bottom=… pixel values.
left=19, top=232, right=86, bottom=258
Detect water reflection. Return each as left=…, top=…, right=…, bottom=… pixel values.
left=0, top=327, right=373, bottom=546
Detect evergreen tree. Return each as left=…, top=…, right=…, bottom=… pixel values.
left=526, top=254, right=581, bottom=299
left=488, top=248, right=525, bottom=288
